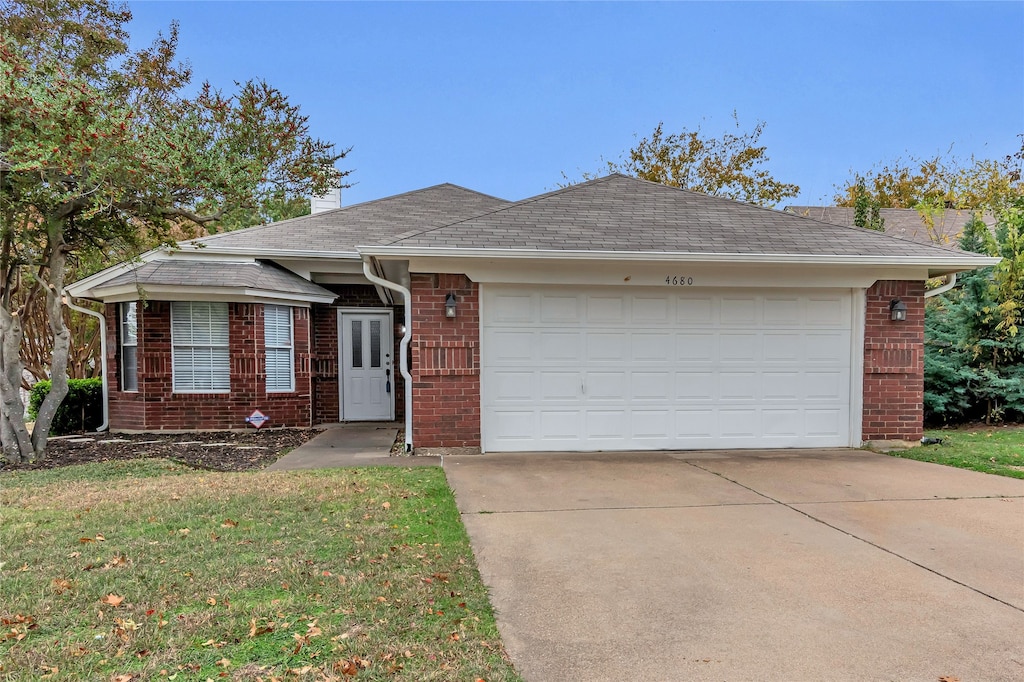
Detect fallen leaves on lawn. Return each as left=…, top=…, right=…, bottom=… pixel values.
left=52, top=578, right=73, bottom=594
left=100, top=594, right=124, bottom=607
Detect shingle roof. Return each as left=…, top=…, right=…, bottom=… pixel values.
left=382, top=174, right=988, bottom=259
left=785, top=206, right=996, bottom=248
left=100, top=260, right=334, bottom=298
left=187, top=183, right=509, bottom=253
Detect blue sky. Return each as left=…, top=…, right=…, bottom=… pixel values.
left=126, top=1, right=1024, bottom=207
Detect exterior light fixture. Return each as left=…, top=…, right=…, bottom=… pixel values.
left=889, top=298, right=907, bottom=322
left=445, top=293, right=457, bottom=318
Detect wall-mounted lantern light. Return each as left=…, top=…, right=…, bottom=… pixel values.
left=889, top=298, right=907, bottom=322
left=445, top=293, right=457, bottom=318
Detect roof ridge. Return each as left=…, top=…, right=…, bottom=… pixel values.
left=188, top=183, right=509, bottom=247
left=623, top=175, right=978, bottom=258
left=381, top=175, right=622, bottom=246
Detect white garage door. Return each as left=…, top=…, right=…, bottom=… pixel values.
left=481, top=285, right=854, bottom=452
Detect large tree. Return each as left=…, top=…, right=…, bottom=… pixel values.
left=567, top=113, right=800, bottom=207
left=0, top=0, right=349, bottom=463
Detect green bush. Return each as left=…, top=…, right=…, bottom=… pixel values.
left=27, top=378, right=103, bottom=435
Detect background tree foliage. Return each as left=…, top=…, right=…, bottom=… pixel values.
left=925, top=210, right=1024, bottom=425
left=834, top=140, right=1024, bottom=212
left=568, top=113, right=800, bottom=207
left=0, top=0, right=349, bottom=463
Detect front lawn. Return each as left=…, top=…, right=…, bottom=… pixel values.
left=0, top=461, right=520, bottom=680
left=889, top=425, right=1024, bottom=479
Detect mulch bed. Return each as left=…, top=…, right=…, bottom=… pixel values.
left=2, top=428, right=320, bottom=472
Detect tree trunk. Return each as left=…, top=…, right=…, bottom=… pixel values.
left=0, top=306, right=35, bottom=463
left=30, top=228, right=71, bottom=458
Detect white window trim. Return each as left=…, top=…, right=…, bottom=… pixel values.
left=265, top=304, right=295, bottom=393
left=170, top=301, right=231, bottom=394
left=120, top=301, right=138, bottom=393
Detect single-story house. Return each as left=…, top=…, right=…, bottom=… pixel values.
left=67, top=174, right=999, bottom=452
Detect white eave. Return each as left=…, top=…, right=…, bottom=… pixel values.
left=356, top=246, right=1000, bottom=277
left=87, top=283, right=336, bottom=306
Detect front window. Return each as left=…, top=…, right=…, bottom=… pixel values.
left=264, top=305, right=294, bottom=392
left=171, top=302, right=230, bottom=392
left=120, top=302, right=138, bottom=392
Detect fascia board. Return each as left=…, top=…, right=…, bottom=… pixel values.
left=90, top=283, right=335, bottom=306
left=356, top=245, right=1000, bottom=271
left=64, top=249, right=169, bottom=297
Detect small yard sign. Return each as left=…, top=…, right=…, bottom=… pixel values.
left=245, top=410, right=269, bottom=429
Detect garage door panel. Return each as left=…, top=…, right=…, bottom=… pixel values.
left=587, top=333, right=628, bottom=361
left=721, top=297, right=758, bottom=325
left=632, top=296, right=671, bottom=323
left=763, top=297, right=801, bottom=325
left=806, top=297, right=850, bottom=326
left=720, top=371, right=759, bottom=400
left=763, top=409, right=802, bottom=436
left=540, top=331, right=581, bottom=362
left=805, top=332, right=850, bottom=362
left=588, top=296, right=625, bottom=323
left=720, top=409, right=759, bottom=437
left=676, top=333, right=716, bottom=362
left=486, top=330, right=535, bottom=362
left=806, top=409, right=844, bottom=437
left=720, top=333, right=759, bottom=362
left=676, top=371, right=716, bottom=401
left=481, top=285, right=853, bottom=452
left=763, top=371, right=800, bottom=400
left=676, top=410, right=716, bottom=439
left=540, top=372, right=579, bottom=401
left=586, top=411, right=628, bottom=440
left=541, top=295, right=581, bottom=323
left=489, top=294, right=535, bottom=323
left=489, top=370, right=535, bottom=401
left=491, top=411, right=535, bottom=442
left=632, top=410, right=671, bottom=438
left=586, top=372, right=626, bottom=400
left=632, top=371, right=672, bottom=400
left=540, top=411, right=581, bottom=439
left=677, top=297, right=714, bottom=323
left=805, top=371, right=846, bottom=400
left=763, top=332, right=803, bottom=362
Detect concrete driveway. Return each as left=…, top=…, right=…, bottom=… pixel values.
left=444, top=449, right=1024, bottom=681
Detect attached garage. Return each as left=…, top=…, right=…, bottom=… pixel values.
left=481, top=284, right=856, bottom=452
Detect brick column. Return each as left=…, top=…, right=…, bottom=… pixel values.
left=862, top=280, right=925, bottom=444
left=410, top=274, right=480, bottom=449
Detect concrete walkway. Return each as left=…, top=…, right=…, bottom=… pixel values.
left=267, top=422, right=439, bottom=470
left=445, top=448, right=1024, bottom=681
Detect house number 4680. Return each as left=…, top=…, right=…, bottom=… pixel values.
left=665, top=276, right=694, bottom=286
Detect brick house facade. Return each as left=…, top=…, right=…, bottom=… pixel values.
left=72, top=175, right=995, bottom=449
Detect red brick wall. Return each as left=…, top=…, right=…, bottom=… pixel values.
left=862, top=280, right=925, bottom=442
left=107, top=301, right=313, bottom=430
left=410, top=273, right=480, bottom=448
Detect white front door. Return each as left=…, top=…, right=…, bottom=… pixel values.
left=340, top=312, right=394, bottom=420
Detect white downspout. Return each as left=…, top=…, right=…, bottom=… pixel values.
left=925, top=272, right=957, bottom=299
left=62, top=293, right=109, bottom=432
left=361, top=260, right=413, bottom=452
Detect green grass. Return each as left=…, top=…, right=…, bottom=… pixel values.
left=0, top=460, right=521, bottom=680
left=889, top=425, right=1024, bottom=478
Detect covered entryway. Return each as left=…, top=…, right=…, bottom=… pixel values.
left=339, top=310, right=395, bottom=420
left=481, top=285, right=856, bottom=452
